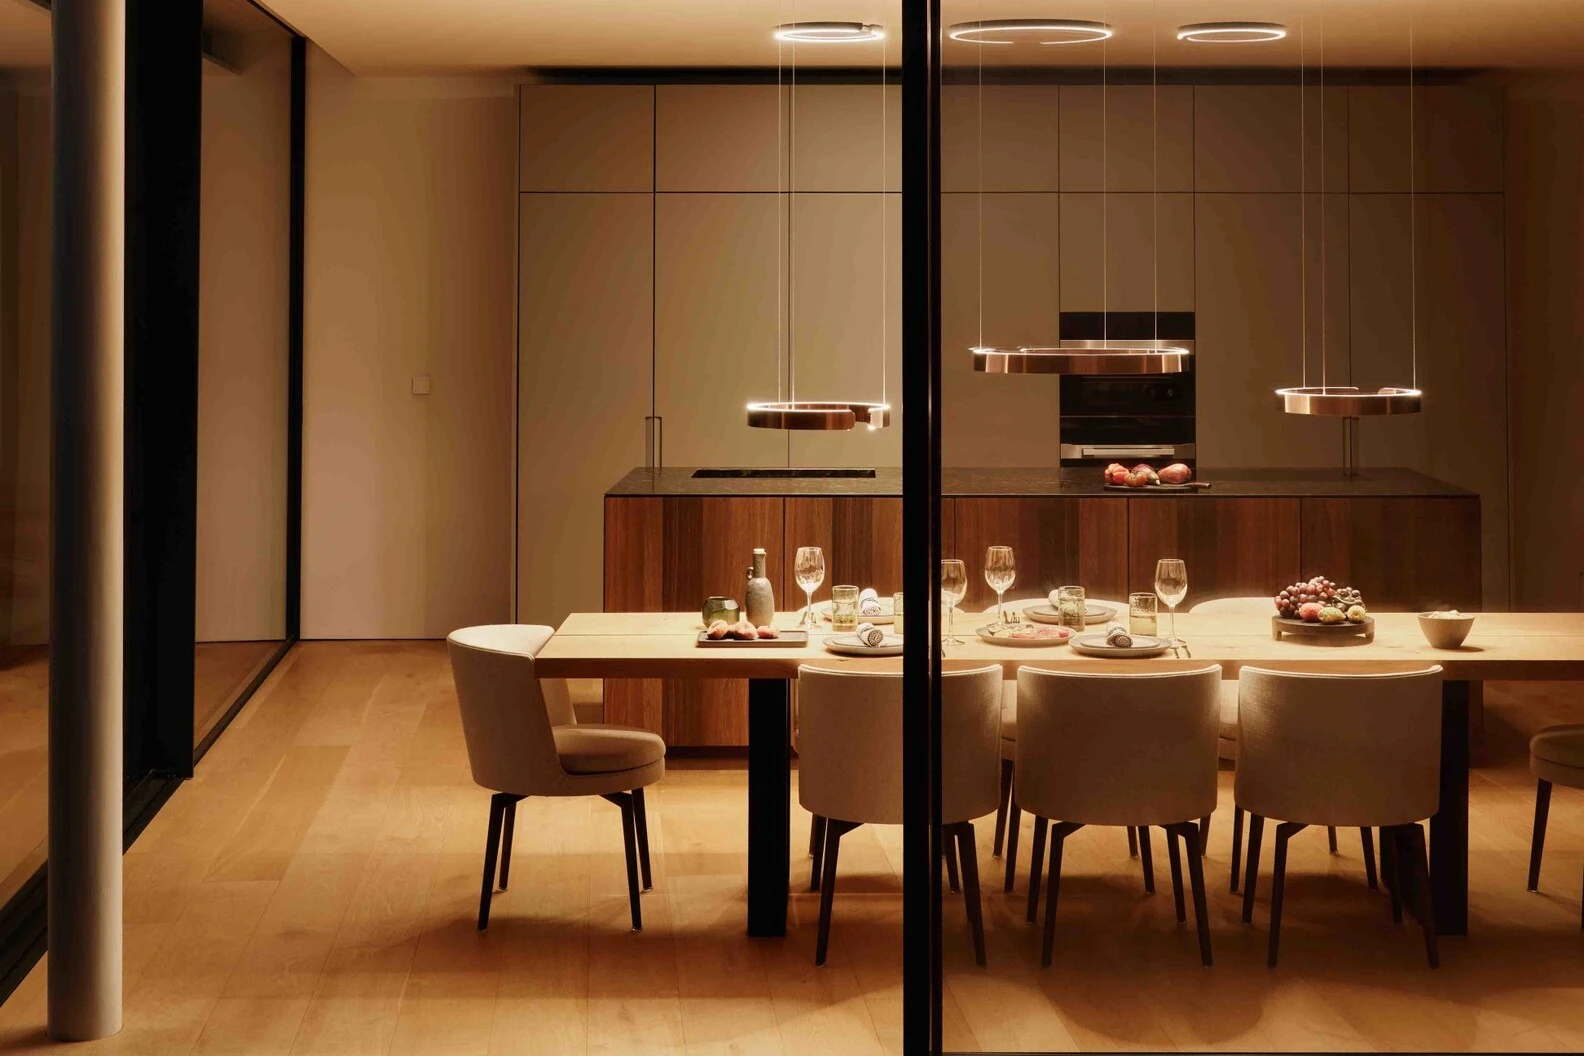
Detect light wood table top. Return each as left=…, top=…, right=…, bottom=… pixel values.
left=536, top=611, right=1584, bottom=682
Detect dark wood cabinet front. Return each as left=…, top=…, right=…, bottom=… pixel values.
left=1299, top=497, right=1481, bottom=612
left=1127, top=498, right=1302, bottom=602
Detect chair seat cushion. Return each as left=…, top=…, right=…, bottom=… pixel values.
left=1531, top=724, right=1584, bottom=771
left=553, top=723, right=666, bottom=774
left=1219, top=681, right=1239, bottom=741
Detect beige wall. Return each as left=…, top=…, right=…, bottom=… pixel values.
left=519, top=81, right=1513, bottom=621
left=303, top=47, right=515, bottom=638
left=195, top=17, right=292, bottom=643
left=1505, top=72, right=1584, bottom=611
left=0, top=80, right=49, bottom=646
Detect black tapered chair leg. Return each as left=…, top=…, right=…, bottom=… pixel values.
left=477, top=793, right=507, bottom=930
left=1024, top=817, right=1048, bottom=923
left=1242, top=813, right=1265, bottom=923
left=993, top=760, right=1014, bottom=858
left=1003, top=799, right=1022, bottom=893
left=1138, top=826, right=1155, bottom=894
left=1040, top=823, right=1081, bottom=967
left=1530, top=779, right=1552, bottom=892
left=816, top=820, right=858, bottom=966
left=1199, top=814, right=1211, bottom=855
left=1327, top=826, right=1338, bottom=854
left=944, top=835, right=961, bottom=894
left=1127, top=825, right=1139, bottom=858
left=1395, top=824, right=1439, bottom=967
left=633, top=788, right=652, bottom=891
left=1230, top=805, right=1245, bottom=893
left=1361, top=827, right=1378, bottom=891
left=809, top=814, right=828, bottom=892
left=617, top=794, right=642, bottom=930
left=499, top=797, right=518, bottom=890
left=1268, top=821, right=1306, bottom=967
left=1166, top=826, right=1187, bottom=923
left=1171, top=822, right=1214, bottom=966
left=956, top=823, right=987, bottom=966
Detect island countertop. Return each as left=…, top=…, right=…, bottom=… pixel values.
left=607, top=466, right=1475, bottom=499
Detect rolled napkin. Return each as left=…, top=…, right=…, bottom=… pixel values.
left=855, top=622, right=886, bottom=648
left=1104, top=622, right=1133, bottom=648
left=1048, top=589, right=1062, bottom=608
left=858, top=587, right=884, bottom=615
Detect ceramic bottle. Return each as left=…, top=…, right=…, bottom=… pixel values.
left=745, top=548, right=775, bottom=626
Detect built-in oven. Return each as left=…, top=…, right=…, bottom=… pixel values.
left=1057, top=311, right=1196, bottom=468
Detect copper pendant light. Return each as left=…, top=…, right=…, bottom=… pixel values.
left=1278, top=6, right=1421, bottom=418
left=747, top=14, right=889, bottom=432
left=973, top=341, right=1191, bottom=376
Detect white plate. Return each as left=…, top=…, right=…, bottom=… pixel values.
left=813, top=598, right=894, bottom=625
left=1024, top=603, right=1115, bottom=626
left=976, top=625, right=1071, bottom=648
left=1070, top=633, right=1172, bottom=659
left=823, top=633, right=904, bottom=657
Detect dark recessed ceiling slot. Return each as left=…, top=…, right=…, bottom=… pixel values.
left=691, top=468, right=877, bottom=479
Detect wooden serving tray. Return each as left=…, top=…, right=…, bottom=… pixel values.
left=1101, top=482, right=1210, bottom=492
left=1271, top=615, right=1375, bottom=643
left=695, top=629, right=810, bottom=648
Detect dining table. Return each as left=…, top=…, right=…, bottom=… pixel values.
left=534, top=609, right=1584, bottom=939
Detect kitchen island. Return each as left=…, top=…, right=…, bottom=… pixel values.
left=603, top=466, right=1479, bottom=745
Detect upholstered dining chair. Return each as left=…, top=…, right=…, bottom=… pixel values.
left=798, top=664, right=1002, bottom=967
left=1187, top=595, right=1366, bottom=889
left=990, top=598, right=1142, bottom=890
left=1236, top=665, right=1443, bottom=967
left=1015, top=664, right=1223, bottom=967
left=448, top=624, right=666, bottom=932
left=1526, top=724, right=1584, bottom=926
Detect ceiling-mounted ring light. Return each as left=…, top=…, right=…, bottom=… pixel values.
left=746, top=401, right=891, bottom=430
left=1176, top=21, right=1288, bottom=43
left=948, top=19, right=1114, bottom=45
left=773, top=21, right=885, bottom=43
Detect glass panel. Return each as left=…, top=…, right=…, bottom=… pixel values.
left=194, top=0, right=293, bottom=743
left=0, top=3, right=52, bottom=911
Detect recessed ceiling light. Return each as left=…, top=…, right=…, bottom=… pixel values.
left=948, top=19, right=1113, bottom=45
left=773, top=21, right=884, bottom=43
left=1176, top=21, right=1288, bottom=43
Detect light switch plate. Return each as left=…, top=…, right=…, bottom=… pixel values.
left=411, top=375, right=432, bottom=396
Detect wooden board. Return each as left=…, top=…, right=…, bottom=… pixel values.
left=1299, top=496, right=1481, bottom=612
left=1128, top=497, right=1301, bottom=602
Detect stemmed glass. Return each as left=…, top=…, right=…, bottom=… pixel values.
left=795, top=546, right=826, bottom=628
left=984, top=546, right=1016, bottom=623
left=1154, top=558, right=1188, bottom=647
left=940, top=559, right=968, bottom=645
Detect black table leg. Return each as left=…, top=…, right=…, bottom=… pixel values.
left=747, top=677, right=791, bottom=937
left=1431, top=679, right=1470, bottom=936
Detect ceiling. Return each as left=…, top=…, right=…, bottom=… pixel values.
left=256, top=0, right=1584, bottom=74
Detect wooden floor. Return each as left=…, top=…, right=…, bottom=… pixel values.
left=3, top=640, right=1584, bottom=1053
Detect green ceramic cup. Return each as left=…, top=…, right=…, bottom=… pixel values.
left=703, top=596, right=740, bottom=627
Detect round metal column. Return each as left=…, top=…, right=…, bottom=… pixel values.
left=48, top=0, right=125, bottom=1040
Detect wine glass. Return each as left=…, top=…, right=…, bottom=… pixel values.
left=1154, top=558, right=1188, bottom=645
left=940, top=559, right=968, bottom=645
left=795, top=546, right=826, bottom=628
left=984, top=546, right=1016, bottom=623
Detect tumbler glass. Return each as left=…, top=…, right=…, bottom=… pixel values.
left=831, top=585, right=860, bottom=632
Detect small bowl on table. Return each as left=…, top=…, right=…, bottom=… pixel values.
left=1418, top=611, right=1475, bottom=649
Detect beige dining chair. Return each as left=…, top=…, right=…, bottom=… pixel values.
left=1526, top=724, right=1584, bottom=927
left=448, top=624, right=666, bottom=932
left=798, top=664, right=1002, bottom=966
left=1015, top=664, right=1222, bottom=967
left=990, top=598, right=1146, bottom=889
left=1236, top=665, right=1443, bottom=967
left=1187, top=595, right=1366, bottom=888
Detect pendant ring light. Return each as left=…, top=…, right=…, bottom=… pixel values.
left=948, top=19, right=1113, bottom=45
left=748, top=12, right=891, bottom=431
left=1276, top=4, right=1421, bottom=417
left=1176, top=21, right=1287, bottom=43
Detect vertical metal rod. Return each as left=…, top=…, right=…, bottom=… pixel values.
left=901, top=0, right=942, bottom=1050
left=48, top=0, right=125, bottom=1040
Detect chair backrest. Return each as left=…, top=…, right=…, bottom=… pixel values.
left=1235, top=665, right=1443, bottom=827
left=1015, top=665, right=1222, bottom=826
left=447, top=624, right=570, bottom=795
left=1188, top=595, right=1272, bottom=615
left=796, top=664, right=1002, bottom=826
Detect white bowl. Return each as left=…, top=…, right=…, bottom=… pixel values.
left=1418, top=612, right=1475, bottom=649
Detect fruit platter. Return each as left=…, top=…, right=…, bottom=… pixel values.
left=1270, top=575, right=1375, bottom=643
left=976, top=622, right=1072, bottom=647
left=1101, top=462, right=1207, bottom=491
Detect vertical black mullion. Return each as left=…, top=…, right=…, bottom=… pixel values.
left=901, top=0, right=944, bottom=1053
left=124, top=0, right=203, bottom=778
left=285, top=35, right=305, bottom=640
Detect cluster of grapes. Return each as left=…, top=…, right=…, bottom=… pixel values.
left=1274, top=575, right=1363, bottom=617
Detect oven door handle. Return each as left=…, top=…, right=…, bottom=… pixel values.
left=1074, top=445, right=1180, bottom=459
